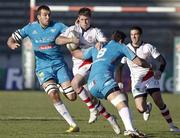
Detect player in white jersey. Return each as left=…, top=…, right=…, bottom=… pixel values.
left=119, top=26, right=180, bottom=132
left=56, top=7, right=121, bottom=134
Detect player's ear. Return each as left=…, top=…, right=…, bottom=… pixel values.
left=37, top=14, right=40, bottom=20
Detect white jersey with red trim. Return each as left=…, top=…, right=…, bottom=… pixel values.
left=61, top=24, right=106, bottom=76
left=121, top=42, right=160, bottom=81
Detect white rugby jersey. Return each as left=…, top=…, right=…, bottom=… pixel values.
left=61, top=24, right=106, bottom=49
left=121, top=42, right=160, bottom=81
left=61, top=24, right=106, bottom=75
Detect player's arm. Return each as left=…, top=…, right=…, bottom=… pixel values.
left=154, top=55, right=166, bottom=80
left=123, top=46, right=150, bottom=68
left=7, top=29, right=23, bottom=50
left=95, top=28, right=107, bottom=50
left=132, top=56, right=150, bottom=68
left=71, top=49, right=84, bottom=59
left=55, top=36, right=79, bottom=45
left=72, top=47, right=93, bottom=60
left=114, top=63, right=125, bottom=89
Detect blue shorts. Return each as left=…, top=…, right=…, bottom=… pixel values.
left=87, top=74, right=118, bottom=99
left=36, top=63, right=72, bottom=85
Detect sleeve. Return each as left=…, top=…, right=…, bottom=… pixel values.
left=122, top=46, right=136, bottom=61
left=59, top=23, right=68, bottom=33
left=95, top=28, right=107, bottom=42
left=83, top=47, right=93, bottom=59
left=60, top=26, right=73, bottom=37
left=148, top=44, right=160, bottom=59
left=19, top=23, right=31, bottom=38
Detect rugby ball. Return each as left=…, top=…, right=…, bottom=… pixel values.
left=66, top=30, right=79, bottom=51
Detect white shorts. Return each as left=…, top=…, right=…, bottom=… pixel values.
left=131, top=76, right=160, bottom=98
left=72, top=58, right=92, bottom=77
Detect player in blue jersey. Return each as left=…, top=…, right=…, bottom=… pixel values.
left=7, top=5, right=80, bottom=133
left=56, top=8, right=121, bottom=135
left=73, top=30, right=148, bottom=137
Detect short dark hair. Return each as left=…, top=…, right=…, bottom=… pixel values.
left=78, top=7, right=92, bottom=17
left=111, top=30, right=126, bottom=43
left=37, top=5, right=51, bottom=15
left=130, top=26, right=143, bottom=35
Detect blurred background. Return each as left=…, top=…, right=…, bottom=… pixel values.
left=1, top=0, right=180, bottom=93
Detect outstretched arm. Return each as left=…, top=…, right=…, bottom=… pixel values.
left=132, top=56, right=150, bottom=68
left=55, top=36, right=79, bottom=45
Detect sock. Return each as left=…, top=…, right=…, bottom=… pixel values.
left=96, top=101, right=111, bottom=119
left=118, top=107, right=134, bottom=131
left=78, top=88, right=95, bottom=112
left=54, top=102, right=76, bottom=127
left=160, top=104, right=174, bottom=128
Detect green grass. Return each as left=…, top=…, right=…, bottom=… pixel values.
left=0, top=91, right=180, bottom=138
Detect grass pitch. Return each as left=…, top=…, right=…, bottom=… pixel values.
left=0, top=91, right=180, bottom=138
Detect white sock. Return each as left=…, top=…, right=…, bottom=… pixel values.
left=78, top=88, right=95, bottom=112
left=118, top=107, right=134, bottom=131
left=54, top=102, right=76, bottom=127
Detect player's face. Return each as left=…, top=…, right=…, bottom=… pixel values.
left=78, top=15, right=90, bottom=30
left=38, top=9, right=51, bottom=28
left=130, top=29, right=141, bottom=46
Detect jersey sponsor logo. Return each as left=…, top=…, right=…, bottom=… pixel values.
left=39, top=45, right=53, bottom=50
left=38, top=71, right=44, bottom=78
left=50, top=28, right=56, bottom=33
left=32, top=30, right=38, bottom=35
left=88, top=36, right=93, bottom=42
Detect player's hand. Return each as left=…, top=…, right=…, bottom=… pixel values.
left=154, top=70, right=162, bottom=80
left=75, top=19, right=79, bottom=25
left=8, top=43, right=20, bottom=50
left=70, top=37, right=80, bottom=45
left=95, top=42, right=103, bottom=50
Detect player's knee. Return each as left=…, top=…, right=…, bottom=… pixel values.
left=137, top=107, right=146, bottom=113
left=71, top=78, right=83, bottom=93
left=44, top=83, right=59, bottom=94
left=110, top=93, right=127, bottom=108
left=63, top=86, right=77, bottom=101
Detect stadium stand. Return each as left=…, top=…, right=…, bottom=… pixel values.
left=0, top=0, right=180, bottom=90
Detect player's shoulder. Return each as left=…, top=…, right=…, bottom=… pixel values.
left=126, top=43, right=132, bottom=47
left=142, top=42, right=154, bottom=49
left=26, top=21, right=38, bottom=27
left=52, top=21, right=66, bottom=27
left=21, top=21, right=38, bottom=31
left=90, top=26, right=102, bottom=32
left=67, top=25, right=78, bottom=31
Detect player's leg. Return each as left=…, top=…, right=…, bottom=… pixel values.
left=42, top=79, right=79, bottom=132
left=71, top=72, right=99, bottom=124
left=132, top=79, right=152, bottom=121
left=60, top=80, right=77, bottom=101
left=149, top=89, right=180, bottom=132
left=84, top=84, right=121, bottom=130
left=107, top=90, right=146, bottom=137
left=134, top=95, right=152, bottom=121
left=92, top=98, right=120, bottom=134
left=53, top=64, right=79, bottom=132
left=95, top=76, right=145, bottom=137
left=56, top=64, right=77, bottom=101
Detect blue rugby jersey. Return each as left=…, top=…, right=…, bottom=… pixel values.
left=19, top=21, right=67, bottom=71
left=83, top=40, right=136, bottom=79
